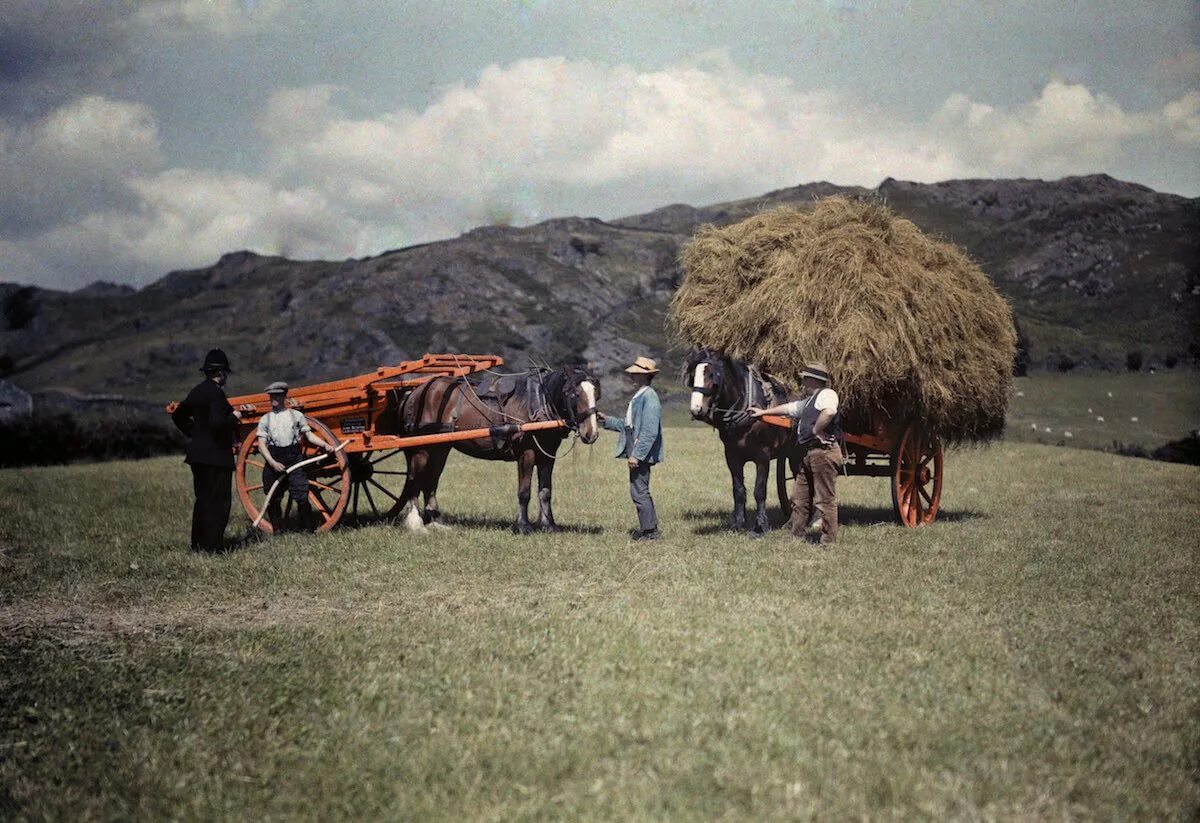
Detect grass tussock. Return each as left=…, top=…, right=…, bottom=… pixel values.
left=670, top=197, right=1016, bottom=442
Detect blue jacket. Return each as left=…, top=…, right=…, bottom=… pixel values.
left=602, top=387, right=664, bottom=464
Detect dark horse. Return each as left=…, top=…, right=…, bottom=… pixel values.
left=684, top=349, right=794, bottom=535
left=392, top=366, right=600, bottom=534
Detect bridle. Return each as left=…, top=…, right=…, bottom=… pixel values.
left=542, top=366, right=599, bottom=432
left=689, top=352, right=751, bottom=426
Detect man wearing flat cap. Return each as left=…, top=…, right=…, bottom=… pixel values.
left=257, top=382, right=335, bottom=532
left=598, top=356, right=664, bottom=540
left=171, top=348, right=242, bottom=552
left=750, top=362, right=843, bottom=546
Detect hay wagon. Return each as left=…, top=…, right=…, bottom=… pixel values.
left=761, top=411, right=943, bottom=528
left=166, top=354, right=567, bottom=533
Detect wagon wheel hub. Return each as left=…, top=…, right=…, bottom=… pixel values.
left=348, top=454, right=374, bottom=483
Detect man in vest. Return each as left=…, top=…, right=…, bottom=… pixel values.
left=257, top=382, right=336, bottom=532
left=749, top=362, right=843, bottom=545
left=598, top=356, right=665, bottom=541
left=171, top=348, right=242, bottom=552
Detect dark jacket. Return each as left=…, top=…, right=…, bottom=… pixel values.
left=172, top=379, right=239, bottom=468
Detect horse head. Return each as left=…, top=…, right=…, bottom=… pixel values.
left=685, top=349, right=733, bottom=421
left=543, top=365, right=601, bottom=444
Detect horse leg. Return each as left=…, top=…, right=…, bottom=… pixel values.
left=513, top=448, right=536, bottom=535
left=725, top=445, right=747, bottom=531
left=752, top=455, right=771, bottom=536
left=535, top=453, right=561, bottom=533
left=396, top=450, right=430, bottom=534
left=422, top=446, right=452, bottom=530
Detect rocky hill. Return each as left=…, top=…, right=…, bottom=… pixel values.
left=1, top=175, right=1196, bottom=406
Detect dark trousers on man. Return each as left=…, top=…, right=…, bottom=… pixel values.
left=262, top=444, right=312, bottom=531
left=788, top=443, right=841, bottom=544
left=190, top=463, right=232, bottom=551
left=629, top=462, right=658, bottom=534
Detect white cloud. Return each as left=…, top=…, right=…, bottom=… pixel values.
left=1, top=56, right=1197, bottom=289
left=0, top=96, right=163, bottom=236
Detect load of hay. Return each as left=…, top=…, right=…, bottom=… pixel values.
left=669, top=196, right=1015, bottom=442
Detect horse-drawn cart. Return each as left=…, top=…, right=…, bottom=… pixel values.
left=762, top=411, right=943, bottom=528
left=166, top=353, right=568, bottom=533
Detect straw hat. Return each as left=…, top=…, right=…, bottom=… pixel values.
left=624, top=356, right=659, bottom=374
left=800, top=362, right=831, bottom=383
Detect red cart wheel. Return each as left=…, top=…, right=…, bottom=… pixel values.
left=890, top=422, right=943, bottom=527
left=236, top=417, right=350, bottom=533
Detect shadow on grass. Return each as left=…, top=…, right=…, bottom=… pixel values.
left=439, top=514, right=604, bottom=535
left=681, top=504, right=985, bottom=534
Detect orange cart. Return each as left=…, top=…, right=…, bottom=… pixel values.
left=167, top=353, right=566, bottom=533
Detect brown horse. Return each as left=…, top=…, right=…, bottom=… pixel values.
left=685, top=349, right=794, bottom=535
left=393, top=366, right=600, bottom=534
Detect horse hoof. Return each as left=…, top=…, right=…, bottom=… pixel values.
left=512, top=524, right=533, bottom=536
left=542, top=524, right=563, bottom=534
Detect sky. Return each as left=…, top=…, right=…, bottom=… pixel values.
left=0, top=0, right=1197, bottom=290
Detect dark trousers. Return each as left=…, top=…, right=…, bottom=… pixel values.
left=190, top=463, right=232, bottom=551
left=629, top=462, right=658, bottom=533
left=788, top=444, right=841, bottom=544
left=262, top=444, right=311, bottom=531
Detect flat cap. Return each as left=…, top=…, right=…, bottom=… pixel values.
left=264, top=381, right=289, bottom=395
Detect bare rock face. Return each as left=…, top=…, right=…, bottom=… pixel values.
left=1, top=175, right=1195, bottom=405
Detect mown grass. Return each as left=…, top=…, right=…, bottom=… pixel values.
left=1, top=427, right=1198, bottom=820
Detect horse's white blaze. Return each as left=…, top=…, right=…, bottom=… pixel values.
left=580, top=381, right=598, bottom=442
left=690, top=364, right=709, bottom=414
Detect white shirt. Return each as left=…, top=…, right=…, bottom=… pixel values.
left=783, top=388, right=839, bottom=418
left=256, top=408, right=310, bottom=448
left=626, top=386, right=650, bottom=427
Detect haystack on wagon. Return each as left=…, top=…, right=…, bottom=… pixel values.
left=669, top=197, right=1016, bottom=526
left=166, top=354, right=568, bottom=533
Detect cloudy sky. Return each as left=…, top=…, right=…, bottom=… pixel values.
left=1, top=0, right=1197, bottom=290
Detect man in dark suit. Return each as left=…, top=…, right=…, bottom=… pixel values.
left=171, top=349, right=242, bottom=552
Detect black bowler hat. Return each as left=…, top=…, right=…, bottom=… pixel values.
left=200, top=348, right=233, bottom=373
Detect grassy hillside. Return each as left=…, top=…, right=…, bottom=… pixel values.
left=2, top=429, right=1197, bottom=819
left=1005, top=370, right=1200, bottom=452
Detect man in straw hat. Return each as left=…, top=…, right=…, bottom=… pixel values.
left=257, top=382, right=337, bottom=532
left=597, top=356, right=664, bottom=541
left=171, top=348, right=242, bottom=552
left=749, top=362, right=843, bottom=546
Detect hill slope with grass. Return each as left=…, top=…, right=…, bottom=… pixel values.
left=1, top=175, right=1196, bottom=406
left=1, top=430, right=1197, bottom=818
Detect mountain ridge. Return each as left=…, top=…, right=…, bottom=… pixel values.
left=2, top=174, right=1196, bottom=404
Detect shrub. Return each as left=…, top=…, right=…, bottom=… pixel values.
left=1056, top=355, right=1076, bottom=373
left=0, top=413, right=183, bottom=468
left=1125, top=350, right=1143, bottom=372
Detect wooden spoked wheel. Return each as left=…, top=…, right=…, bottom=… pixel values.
left=344, top=450, right=409, bottom=524
left=236, top=417, right=350, bottom=534
left=890, top=423, right=943, bottom=527
left=775, top=452, right=801, bottom=523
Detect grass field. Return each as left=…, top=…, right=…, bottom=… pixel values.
left=2, top=424, right=1199, bottom=819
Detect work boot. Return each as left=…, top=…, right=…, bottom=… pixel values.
left=805, top=517, right=825, bottom=537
